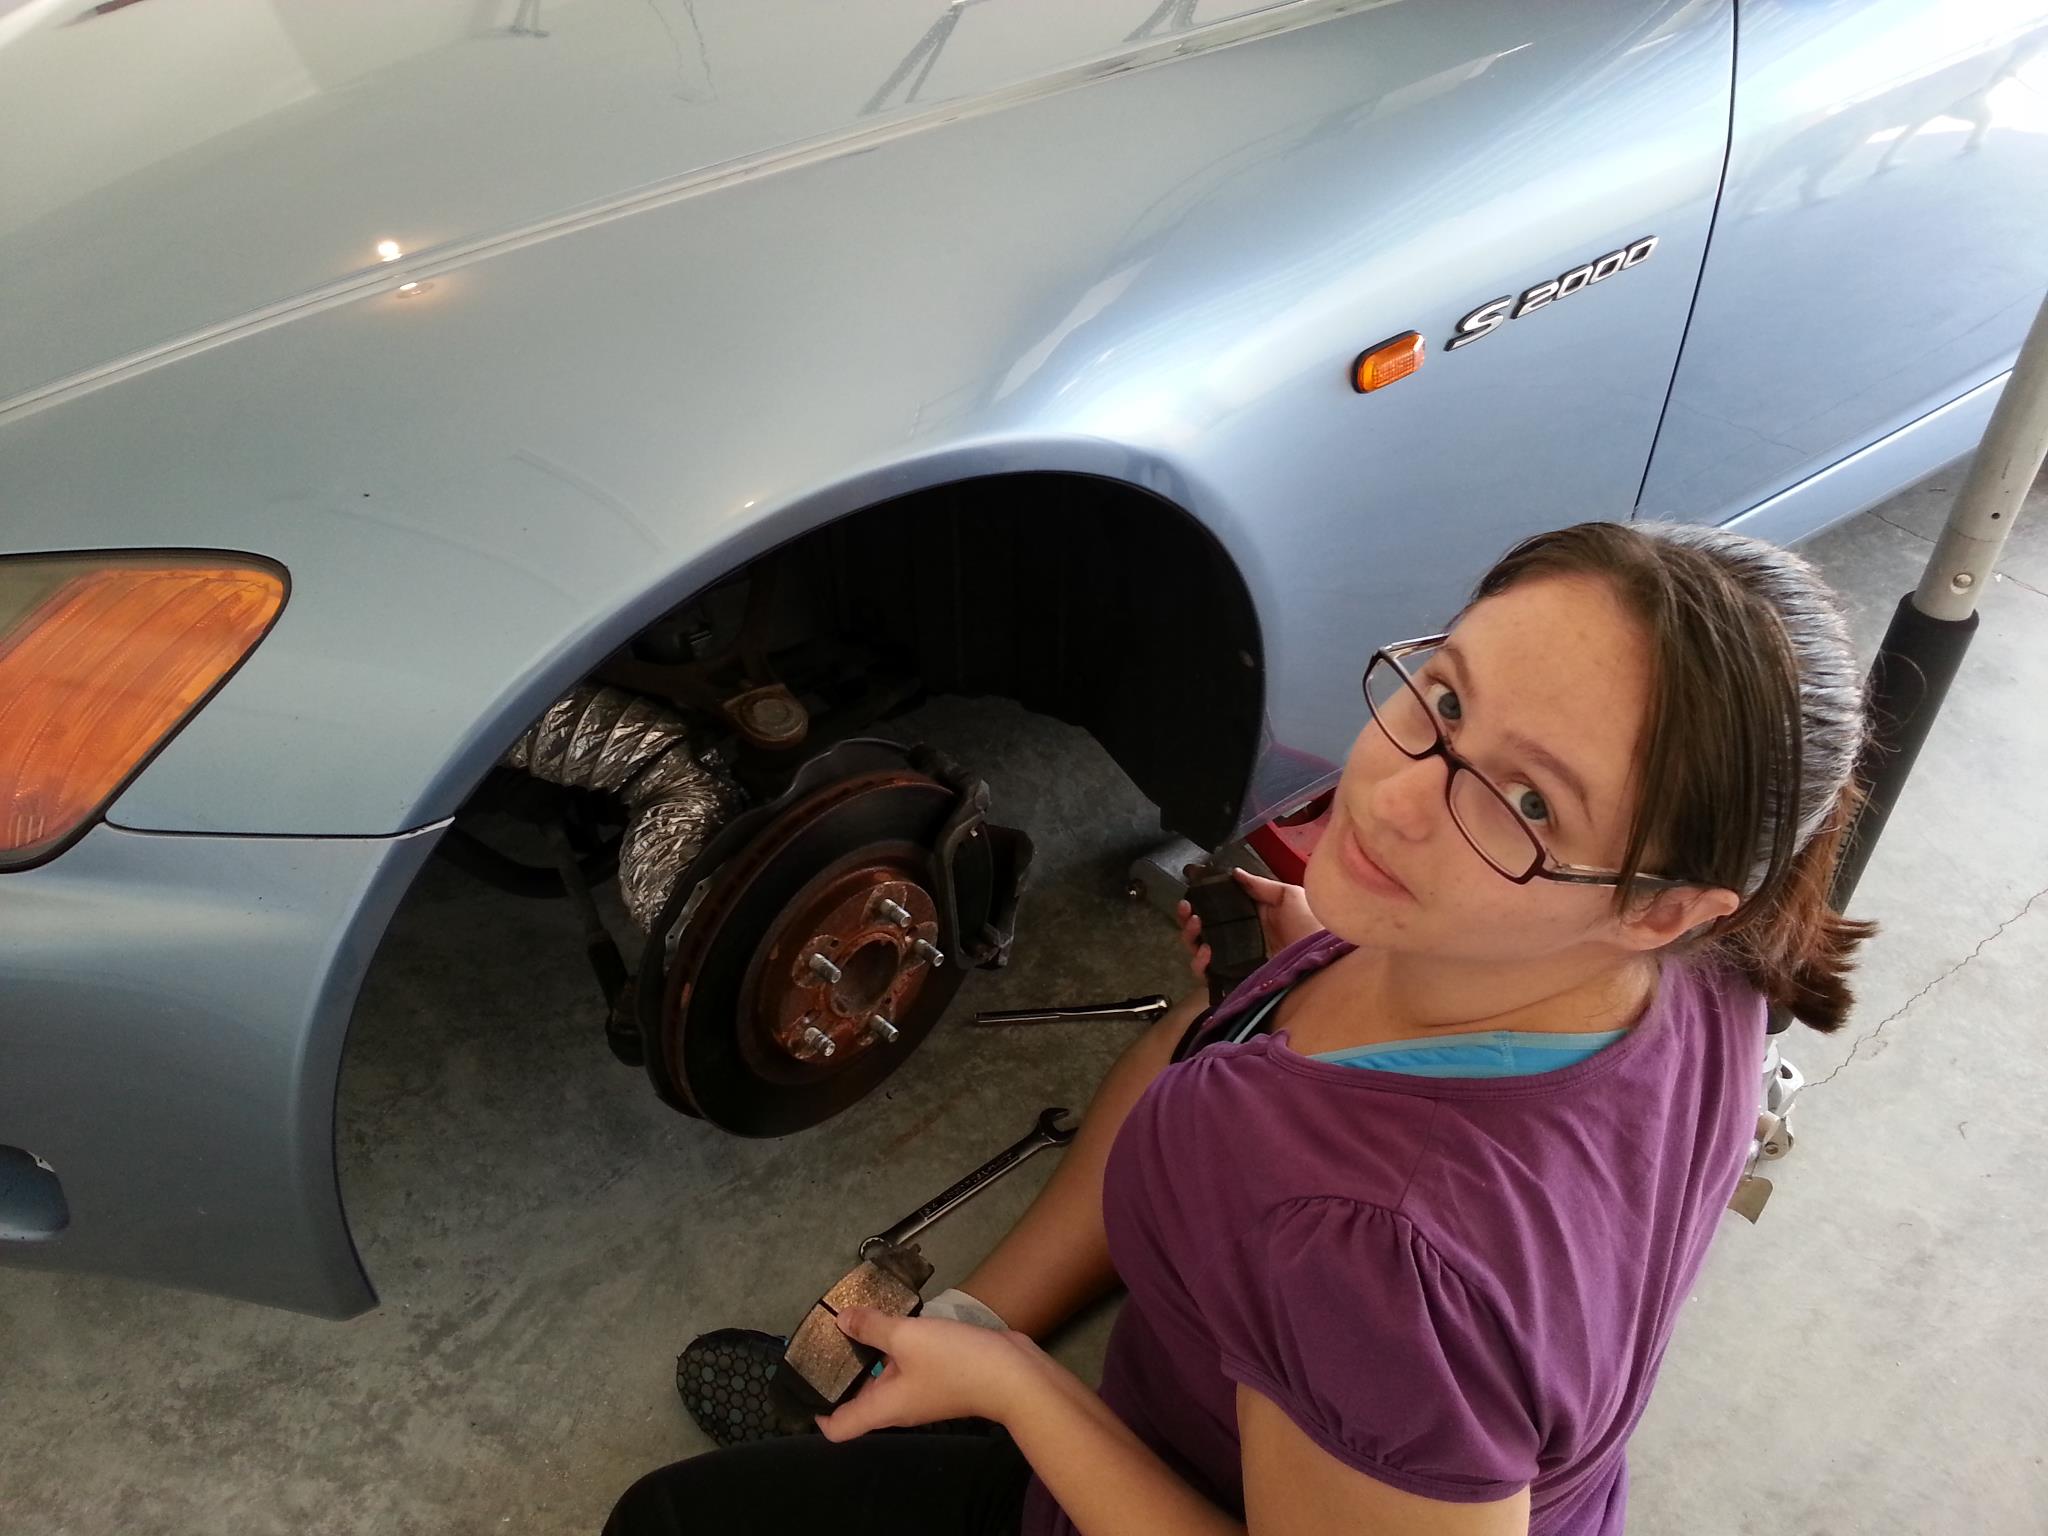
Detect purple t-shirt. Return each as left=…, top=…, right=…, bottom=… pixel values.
left=1022, top=931, right=1764, bottom=1536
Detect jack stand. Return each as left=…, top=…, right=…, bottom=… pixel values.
left=1125, top=837, right=1271, bottom=913
left=1124, top=836, right=1211, bottom=911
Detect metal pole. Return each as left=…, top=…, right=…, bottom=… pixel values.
left=1828, top=290, right=2048, bottom=911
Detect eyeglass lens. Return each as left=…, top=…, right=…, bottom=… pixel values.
left=1365, top=652, right=1541, bottom=880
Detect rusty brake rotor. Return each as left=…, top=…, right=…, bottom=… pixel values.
left=636, top=740, right=1030, bottom=1135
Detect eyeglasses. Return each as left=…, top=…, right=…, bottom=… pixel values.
left=1362, top=635, right=1692, bottom=890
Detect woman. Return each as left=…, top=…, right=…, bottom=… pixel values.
left=608, top=520, right=1872, bottom=1535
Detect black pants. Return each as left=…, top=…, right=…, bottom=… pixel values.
left=604, top=1428, right=1033, bottom=1536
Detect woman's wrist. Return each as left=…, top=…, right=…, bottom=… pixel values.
left=988, top=1328, right=1066, bottom=1426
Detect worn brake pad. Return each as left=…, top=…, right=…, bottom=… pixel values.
left=774, top=1243, right=935, bottom=1413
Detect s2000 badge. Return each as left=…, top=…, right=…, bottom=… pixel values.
left=1446, top=236, right=1658, bottom=351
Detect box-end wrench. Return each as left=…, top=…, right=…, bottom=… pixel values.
left=857, top=1106, right=1078, bottom=1259
left=971, top=995, right=1171, bottom=1027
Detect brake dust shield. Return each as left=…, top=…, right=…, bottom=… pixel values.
left=636, top=740, right=1031, bottom=1135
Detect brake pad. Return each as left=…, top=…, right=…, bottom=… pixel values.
left=774, top=1243, right=935, bottom=1413
left=1184, top=863, right=1268, bottom=1006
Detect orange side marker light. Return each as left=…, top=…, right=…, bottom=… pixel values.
left=1352, top=331, right=1425, bottom=393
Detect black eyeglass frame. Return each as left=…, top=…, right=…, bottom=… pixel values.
left=1362, top=634, right=1695, bottom=891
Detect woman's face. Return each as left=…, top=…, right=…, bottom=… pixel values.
left=1304, top=572, right=1664, bottom=965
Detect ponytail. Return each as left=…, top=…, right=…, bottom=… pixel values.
left=1714, top=783, right=1877, bottom=1033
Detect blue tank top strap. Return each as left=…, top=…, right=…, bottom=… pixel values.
left=1210, top=978, right=1627, bottom=1078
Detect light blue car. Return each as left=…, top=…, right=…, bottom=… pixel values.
left=3, top=0, right=2045, bottom=1317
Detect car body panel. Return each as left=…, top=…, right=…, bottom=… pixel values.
left=1724, top=370, right=2011, bottom=549
left=1640, top=0, right=2048, bottom=525
left=11, top=0, right=2041, bottom=1318
left=2, top=0, right=1734, bottom=845
left=0, top=823, right=442, bottom=1316
left=0, top=0, right=1302, bottom=408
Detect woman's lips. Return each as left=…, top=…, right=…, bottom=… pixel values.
left=1338, top=821, right=1411, bottom=899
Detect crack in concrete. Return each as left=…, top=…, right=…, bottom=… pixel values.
left=1871, top=509, right=1937, bottom=546
left=1811, top=882, right=2048, bottom=1087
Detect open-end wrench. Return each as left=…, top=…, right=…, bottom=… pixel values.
left=972, top=995, right=1171, bottom=1027
left=857, top=1107, right=1078, bottom=1259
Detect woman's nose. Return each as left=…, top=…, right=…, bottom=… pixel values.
left=1365, top=752, right=1446, bottom=842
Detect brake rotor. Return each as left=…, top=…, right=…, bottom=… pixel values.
left=649, top=765, right=969, bottom=1135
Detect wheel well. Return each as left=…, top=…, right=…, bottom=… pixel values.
left=654, top=472, right=1265, bottom=848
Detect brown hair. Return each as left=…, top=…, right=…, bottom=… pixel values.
left=1469, top=521, right=1875, bottom=1032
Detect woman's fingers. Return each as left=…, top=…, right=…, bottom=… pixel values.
left=1174, top=899, right=1214, bottom=979
left=1232, top=868, right=1293, bottom=904
left=833, top=1306, right=896, bottom=1349
left=817, top=1384, right=897, bottom=1442
left=816, top=1310, right=902, bottom=1441
left=817, top=1371, right=906, bottom=1440
left=1229, top=866, right=1320, bottom=951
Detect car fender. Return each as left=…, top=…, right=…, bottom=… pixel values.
left=0, top=0, right=1736, bottom=843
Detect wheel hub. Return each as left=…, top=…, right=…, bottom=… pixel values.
left=754, top=869, right=941, bottom=1063
left=634, top=740, right=1031, bottom=1135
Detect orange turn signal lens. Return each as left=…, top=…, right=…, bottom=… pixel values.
left=1352, top=331, right=1425, bottom=393
left=0, top=557, right=285, bottom=867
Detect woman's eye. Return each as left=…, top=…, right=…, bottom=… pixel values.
left=1426, top=682, right=1462, bottom=722
left=1510, top=784, right=1550, bottom=825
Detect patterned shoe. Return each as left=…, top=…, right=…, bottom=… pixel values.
left=675, top=1328, right=817, bottom=1447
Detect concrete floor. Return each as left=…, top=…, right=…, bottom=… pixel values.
left=4, top=476, right=2047, bottom=1536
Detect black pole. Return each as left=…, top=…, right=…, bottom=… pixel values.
left=1827, top=598, right=1979, bottom=910
left=1766, top=290, right=2048, bottom=1035
left=1837, top=285, right=2048, bottom=908
left=1764, top=599, right=1982, bottom=1038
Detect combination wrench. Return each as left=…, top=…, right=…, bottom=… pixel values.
left=858, top=1106, right=1078, bottom=1259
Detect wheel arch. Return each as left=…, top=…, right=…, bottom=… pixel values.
left=418, top=444, right=1269, bottom=849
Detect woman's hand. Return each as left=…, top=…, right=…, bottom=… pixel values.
left=813, top=1308, right=1043, bottom=1441
left=1176, top=869, right=1320, bottom=981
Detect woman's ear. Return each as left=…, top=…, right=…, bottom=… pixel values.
left=1618, top=883, right=1741, bottom=953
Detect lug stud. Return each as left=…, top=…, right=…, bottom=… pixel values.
left=801, top=1025, right=837, bottom=1058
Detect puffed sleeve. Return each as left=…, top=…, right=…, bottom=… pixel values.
left=1200, top=1196, right=1541, bottom=1503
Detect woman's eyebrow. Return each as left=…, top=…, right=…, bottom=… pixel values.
left=1437, top=641, right=1594, bottom=822
left=1437, top=639, right=1476, bottom=695
left=1503, top=731, right=1593, bottom=823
